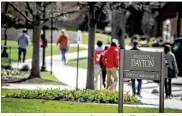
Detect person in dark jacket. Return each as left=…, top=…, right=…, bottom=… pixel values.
left=164, top=44, right=178, bottom=99
left=99, top=46, right=109, bottom=88
left=130, top=39, right=142, bottom=98
left=18, top=29, right=30, bottom=62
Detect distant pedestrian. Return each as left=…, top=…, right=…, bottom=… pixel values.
left=57, top=29, right=69, bottom=65
left=130, top=39, right=142, bottom=98
left=103, top=39, right=119, bottom=90
left=18, top=29, right=30, bottom=63
left=99, top=45, right=109, bottom=88
left=40, top=31, right=47, bottom=65
left=94, top=40, right=104, bottom=89
left=164, top=44, right=178, bottom=99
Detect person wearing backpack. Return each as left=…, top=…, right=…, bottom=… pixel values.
left=99, top=46, right=109, bottom=88
left=164, top=44, right=178, bottom=99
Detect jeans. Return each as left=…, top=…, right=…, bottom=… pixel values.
left=131, top=79, right=142, bottom=95
left=61, top=48, right=67, bottom=63
left=165, top=78, right=172, bottom=96
left=18, top=47, right=27, bottom=62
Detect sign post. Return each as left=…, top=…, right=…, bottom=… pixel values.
left=118, top=49, right=124, bottom=113
left=76, top=30, right=82, bottom=90
left=118, top=50, right=164, bottom=113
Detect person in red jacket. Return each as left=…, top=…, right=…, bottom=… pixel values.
left=103, top=39, right=119, bottom=90
left=94, top=40, right=104, bottom=89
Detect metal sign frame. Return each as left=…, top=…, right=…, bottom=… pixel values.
left=118, top=49, right=164, bottom=113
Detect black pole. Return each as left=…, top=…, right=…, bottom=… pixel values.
left=9, top=46, right=11, bottom=66
left=2, top=3, right=9, bottom=58
left=50, top=17, right=53, bottom=74
left=41, top=2, right=47, bottom=71
left=76, top=44, right=79, bottom=90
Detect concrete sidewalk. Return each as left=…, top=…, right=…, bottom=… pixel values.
left=8, top=44, right=182, bottom=109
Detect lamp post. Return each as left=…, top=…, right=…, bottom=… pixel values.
left=41, top=2, right=47, bottom=71
left=50, top=12, right=54, bottom=74
left=1, top=3, right=9, bottom=58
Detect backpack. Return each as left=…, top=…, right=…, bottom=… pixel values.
left=99, top=54, right=106, bottom=70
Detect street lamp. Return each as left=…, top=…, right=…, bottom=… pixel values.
left=41, top=2, right=47, bottom=71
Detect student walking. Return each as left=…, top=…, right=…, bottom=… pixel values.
left=103, top=39, right=119, bottom=90
left=164, top=44, right=178, bottom=99
left=94, top=40, right=104, bottom=89
left=57, top=29, right=69, bottom=65
left=18, top=29, right=30, bottom=63
left=40, top=31, right=47, bottom=65
left=130, top=39, right=142, bottom=98
left=99, top=46, right=109, bottom=88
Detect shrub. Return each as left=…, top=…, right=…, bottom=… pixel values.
left=1, top=69, right=26, bottom=81
left=5, top=89, right=141, bottom=104
left=20, top=64, right=30, bottom=71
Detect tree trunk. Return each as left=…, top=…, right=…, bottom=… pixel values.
left=29, top=17, right=41, bottom=78
left=86, top=4, right=96, bottom=89
left=112, top=10, right=130, bottom=49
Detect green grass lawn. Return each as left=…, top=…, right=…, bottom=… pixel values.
left=22, top=71, right=65, bottom=85
left=82, top=32, right=111, bottom=44
left=1, top=69, right=65, bottom=85
left=1, top=40, right=86, bottom=63
left=67, top=58, right=87, bottom=69
left=81, top=32, right=130, bottom=45
left=1, top=89, right=24, bottom=96
left=1, top=98, right=182, bottom=113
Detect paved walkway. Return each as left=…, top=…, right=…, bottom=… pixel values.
left=4, top=44, right=182, bottom=109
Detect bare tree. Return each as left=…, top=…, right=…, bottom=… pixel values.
left=78, top=2, right=107, bottom=89
left=7, top=2, right=82, bottom=78
left=110, top=2, right=144, bottom=49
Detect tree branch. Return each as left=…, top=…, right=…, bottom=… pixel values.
left=8, top=2, right=33, bottom=22
left=26, top=2, right=34, bottom=16
left=95, top=2, right=106, bottom=23
left=42, top=7, right=84, bottom=24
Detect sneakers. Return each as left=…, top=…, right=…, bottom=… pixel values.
left=133, top=94, right=136, bottom=97
left=165, top=95, right=173, bottom=99
left=165, top=95, right=169, bottom=99
left=169, top=95, right=173, bottom=99
left=137, top=95, right=142, bottom=98
left=63, top=60, right=68, bottom=65
left=132, top=93, right=142, bottom=98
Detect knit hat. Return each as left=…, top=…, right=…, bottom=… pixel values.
left=112, top=39, right=119, bottom=45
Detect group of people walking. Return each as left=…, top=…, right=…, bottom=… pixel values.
left=94, top=37, right=179, bottom=99
left=17, top=29, right=179, bottom=99
left=94, top=39, right=120, bottom=90
left=17, top=29, right=69, bottom=65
